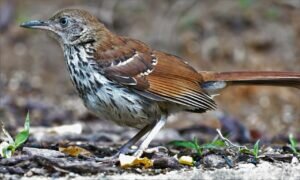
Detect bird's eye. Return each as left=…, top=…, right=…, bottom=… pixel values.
left=59, top=17, right=68, bottom=27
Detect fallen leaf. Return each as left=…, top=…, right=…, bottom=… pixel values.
left=59, top=146, right=92, bottom=157
left=119, top=154, right=153, bottom=168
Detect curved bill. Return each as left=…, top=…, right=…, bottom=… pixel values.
left=20, top=20, right=50, bottom=30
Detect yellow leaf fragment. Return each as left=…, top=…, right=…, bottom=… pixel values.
left=179, top=156, right=194, bottom=166
left=59, top=145, right=92, bottom=157
left=119, top=154, right=153, bottom=168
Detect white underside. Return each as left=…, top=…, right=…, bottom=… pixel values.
left=64, top=45, right=162, bottom=129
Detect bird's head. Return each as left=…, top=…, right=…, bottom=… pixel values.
left=21, top=9, right=109, bottom=45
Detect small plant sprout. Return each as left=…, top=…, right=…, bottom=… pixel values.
left=289, top=134, right=299, bottom=156
left=193, top=137, right=202, bottom=155
left=171, top=129, right=262, bottom=164
left=240, top=140, right=260, bottom=159
left=0, top=112, right=30, bottom=158
left=216, top=129, right=261, bottom=160
left=170, top=136, right=226, bottom=156
left=252, top=140, right=260, bottom=159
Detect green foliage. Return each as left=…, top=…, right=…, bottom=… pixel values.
left=14, top=113, right=30, bottom=148
left=240, top=140, right=260, bottom=159
left=0, top=112, right=30, bottom=158
left=170, top=139, right=198, bottom=149
left=253, top=140, right=260, bottom=158
left=170, top=137, right=226, bottom=156
left=289, top=134, right=299, bottom=156
left=170, top=132, right=261, bottom=161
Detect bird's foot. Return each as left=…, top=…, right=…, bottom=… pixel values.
left=95, top=148, right=145, bottom=161
left=95, top=147, right=137, bottom=162
left=94, top=154, right=119, bottom=163
left=95, top=146, right=167, bottom=162
left=133, top=146, right=168, bottom=158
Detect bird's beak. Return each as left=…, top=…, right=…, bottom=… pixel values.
left=20, top=20, right=51, bottom=30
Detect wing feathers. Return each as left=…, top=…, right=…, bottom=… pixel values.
left=95, top=37, right=216, bottom=111
left=148, top=76, right=216, bottom=110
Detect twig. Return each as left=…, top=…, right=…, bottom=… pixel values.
left=0, top=120, right=14, bottom=143
left=216, top=129, right=248, bottom=150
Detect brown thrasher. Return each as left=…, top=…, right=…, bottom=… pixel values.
left=21, top=9, right=300, bottom=159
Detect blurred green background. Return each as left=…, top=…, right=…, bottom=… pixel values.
left=1, top=0, right=300, bottom=139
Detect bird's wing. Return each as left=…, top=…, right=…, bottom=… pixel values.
left=94, top=37, right=217, bottom=111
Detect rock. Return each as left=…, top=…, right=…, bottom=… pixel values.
left=23, top=147, right=65, bottom=158
left=291, top=157, right=299, bottom=164
left=25, top=168, right=48, bottom=177
left=153, top=157, right=181, bottom=169
left=263, top=154, right=294, bottom=163
left=178, top=156, right=193, bottom=166
left=202, top=154, right=227, bottom=168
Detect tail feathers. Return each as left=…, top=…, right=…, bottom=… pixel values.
left=200, top=71, right=300, bottom=92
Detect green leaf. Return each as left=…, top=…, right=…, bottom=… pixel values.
left=169, top=140, right=198, bottom=149
left=289, top=134, right=297, bottom=148
left=193, top=137, right=202, bottom=155
left=211, top=139, right=226, bottom=147
left=14, top=112, right=30, bottom=149
left=24, top=112, right=30, bottom=131
left=289, top=134, right=298, bottom=154
left=239, top=140, right=260, bottom=158
left=240, top=148, right=253, bottom=155
left=198, top=139, right=226, bottom=150
left=170, top=137, right=227, bottom=156
left=253, top=140, right=260, bottom=158
left=0, top=113, right=31, bottom=158
left=14, top=131, right=29, bottom=148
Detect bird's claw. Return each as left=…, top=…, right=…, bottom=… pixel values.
left=94, top=147, right=137, bottom=162
left=95, top=146, right=166, bottom=162
left=95, top=153, right=120, bottom=163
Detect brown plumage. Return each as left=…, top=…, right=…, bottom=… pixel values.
left=20, top=9, right=300, bottom=159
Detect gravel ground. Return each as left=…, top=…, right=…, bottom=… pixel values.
left=98, top=162, right=300, bottom=180
left=1, top=161, right=299, bottom=180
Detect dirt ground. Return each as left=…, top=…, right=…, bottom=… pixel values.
left=2, top=162, right=300, bottom=180
left=1, top=0, right=300, bottom=179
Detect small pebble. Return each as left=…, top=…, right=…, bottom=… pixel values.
left=202, top=154, right=226, bottom=168
left=179, top=156, right=193, bottom=166
left=291, top=157, right=299, bottom=164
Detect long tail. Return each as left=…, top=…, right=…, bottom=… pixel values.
left=200, top=71, right=300, bottom=92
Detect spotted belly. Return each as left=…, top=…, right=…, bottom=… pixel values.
left=64, top=45, right=162, bottom=129
left=82, top=82, right=161, bottom=129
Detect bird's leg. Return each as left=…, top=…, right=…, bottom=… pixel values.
left=133, top=115, right=167, bottom=158
left=117, top=123, right=156, bottom=155
left=95, top=123, right=154, bottom=162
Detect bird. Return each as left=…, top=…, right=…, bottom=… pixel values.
left=20, top=9, right=300, bottom=159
